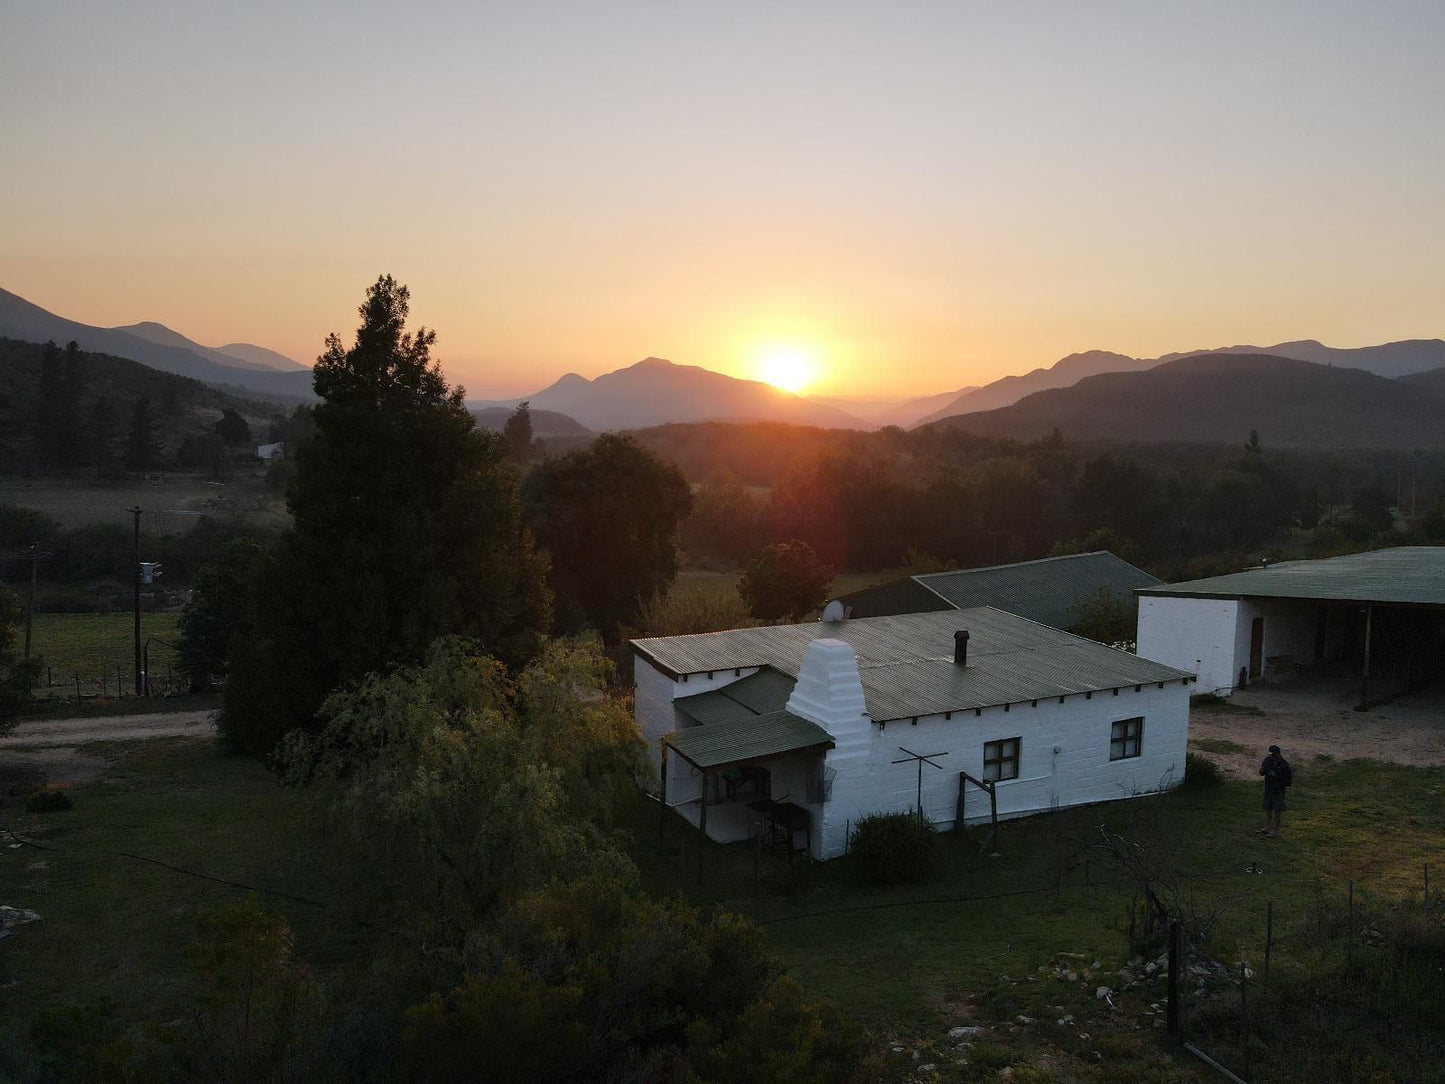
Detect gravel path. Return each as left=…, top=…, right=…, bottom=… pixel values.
left=1188, top=677, right=1445, bottom=778
left=0, top=709, right=217, bottom=788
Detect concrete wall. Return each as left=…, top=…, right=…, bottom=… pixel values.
left=816, top=680, right=1190, bottom=858
left=1137, top=596, right=1236, bottom=692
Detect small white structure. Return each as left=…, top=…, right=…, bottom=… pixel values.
left=633, top=607, right=1194, bottom=860
left=1136, top=547, right=1445, bottom=701
left=256, top=442, right=286, bottom=460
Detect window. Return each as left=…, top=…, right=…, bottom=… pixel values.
left=1110, top=717, right=1143, bottom=761
left=983, top=737, right=1020, bottom=782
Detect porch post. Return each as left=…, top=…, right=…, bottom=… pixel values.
left=657, top=738, right=669, bottom=850
left=698, top=770, right=709, bottom=885
left=1359, top=604, right=1373, bottom=710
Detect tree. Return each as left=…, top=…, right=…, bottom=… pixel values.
left=0, top=586, right=39, bottom=733
left=87, top=395, right=119, bottom=476
left=502, top=401, right=533, bottom=462
left=177, top=538, right=263, bottom=690
left=215, top=408, right=252, bottom=448
left=221, top=275, right=551, bottom=753
left=59, top=341, right=85, bottom=470
left=738, top=540, right=834, bottom=622
left=522, top=434, right=692, bottom=641
left=124, top=396, right=163, bottom=475
left=34, top=340, right=64, bottom=472
left=1066, top=586, right=1138, bottom=646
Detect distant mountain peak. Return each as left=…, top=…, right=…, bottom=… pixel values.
left=633, top=356, right=674, bottom=368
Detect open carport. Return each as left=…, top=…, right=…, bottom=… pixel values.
left=1135, top=547, right=1445, bottom=709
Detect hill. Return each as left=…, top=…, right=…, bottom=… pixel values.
left=917, top=339, right=1445, bottom=426
left=1399, top=365, right=1445, bottom=397
left=117, top=322, right=306, bottom=373
left=469, top=357, right=865, bottom=430
left=472, top=406, right=592, bottom=439
left=0, top=287, right=314, bottom=400
left=925, top=353, right=1445, bottom=449
left=0, top=337, right=284, bottom=473
left=915, top=350, right=1151, bottom=424
left=809, top=386, right=979, bottom=428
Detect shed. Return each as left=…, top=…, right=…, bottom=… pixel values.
left=1135, top=547, right=1445, bottom=705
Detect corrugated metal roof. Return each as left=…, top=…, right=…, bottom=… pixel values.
left=667, top=710, right=834, bottom=769
left=674, top=667, right=794, bottom=727
left=909, top=551, right=1162, bottom=630
left=633, top=607, right=1191, bottom=722
left=1138, top=547, right=1445, bottom=606
left=836, top=577, right=956, bottom=619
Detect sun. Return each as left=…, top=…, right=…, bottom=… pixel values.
left=755, top=348, right=817, bottom=395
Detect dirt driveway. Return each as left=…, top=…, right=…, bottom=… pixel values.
left=1188, top=676, right=1445, bottom=778
left=0, top=709, right=217, bottom=789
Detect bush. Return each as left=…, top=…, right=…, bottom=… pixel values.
left=1183, top=751, right=1224, bottom=789
left=849, top=812, right=935, bottom=885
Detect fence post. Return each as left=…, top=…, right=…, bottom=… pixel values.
left=1239, top=961, right=1251, bottom=1075
left=1167, top=919, right=1182, bottom=1035
left=1264, top=900, right=1274, bottom=989
left=1426, top=863, right=1431, bottom=902
left=1348, top=881, right=1355, bottom=959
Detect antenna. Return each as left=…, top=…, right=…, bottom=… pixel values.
left=892, top=746, right=949, bottom=817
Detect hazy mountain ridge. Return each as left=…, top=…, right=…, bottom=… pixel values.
left=0, top=288, right=314, bottom=400
left=926, top=353, right=1445, bottom=449
left=117, top=321, right=307, bottom=373
left=809, top=386, right=980, bottom=428
left=469, top=357, right=866, bottom=431
left=918, top=340, right=1445, bottom=426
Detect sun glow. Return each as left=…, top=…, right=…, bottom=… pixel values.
left=754, top=348, right=818, bottom=395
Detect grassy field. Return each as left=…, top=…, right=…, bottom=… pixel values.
left=0, top=474, right=286, bottom=532
left=5, top=733, right=1442, bottom=1081
left=27, top=612, right=182, bottom=697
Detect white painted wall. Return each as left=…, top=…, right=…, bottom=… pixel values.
left=815, top=681, right=1190, bottom=859
left=1137, top=596, right=1236, bottom=693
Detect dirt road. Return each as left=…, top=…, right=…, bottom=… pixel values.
left=0, top=709, right=217, bottom=788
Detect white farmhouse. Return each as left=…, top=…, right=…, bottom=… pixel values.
left=632, top=607, right=1195, bottom=860
left=256, top=442, right=286, bottom=460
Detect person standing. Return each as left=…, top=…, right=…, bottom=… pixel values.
left=1259, top=744, right=1292, bottom=837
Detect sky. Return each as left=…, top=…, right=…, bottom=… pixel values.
left=3, top=1, right=1443, bottom=400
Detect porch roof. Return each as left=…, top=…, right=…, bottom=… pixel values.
left=666, top=710, right=834, bottom=771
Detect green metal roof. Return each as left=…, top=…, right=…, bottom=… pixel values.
left=911, top=551, right=1162, bottom=629
left=666, top=710, right=835, bottom=770
left=674, top=668, right=794, bottom=727
left=1138, top=547, right=1445, bottom=606
left=835, top=577, right=956, bottom=620
left=634, top=606, right=1192, bottom=722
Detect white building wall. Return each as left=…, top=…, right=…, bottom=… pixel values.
left=1255, top=600, right=1320, bottom=669
left=818, top=681, right=1190, bottom=859
left=1137, top=596, right=1237, bottom=693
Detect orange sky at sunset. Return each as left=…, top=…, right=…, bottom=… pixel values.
left=3, top=3, right=1442, bottom=401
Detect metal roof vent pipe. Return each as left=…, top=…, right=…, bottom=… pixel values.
left=954, top=630, right=970, bottom=667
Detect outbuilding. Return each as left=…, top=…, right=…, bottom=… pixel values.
left=632, top=607, right=1194, bottom=861
left=1135, top=547, right=1445, bottom=706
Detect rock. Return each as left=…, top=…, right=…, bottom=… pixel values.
left=1143, top=962, right=1158, bottom=976
left=998, top=1069, right=1014, bottom=1080
left=1095, top=986, right=1111, bottom=999
left=948, top=1026, right=983, bottom=1039
left=1063, top=970, right=1078, bottom=982
left=919, top=1065, right=936, bottom=1074
left=1015, top=1015, right=1034, bottom=1025
left=1056, top=1014, right=1074, bottom=1026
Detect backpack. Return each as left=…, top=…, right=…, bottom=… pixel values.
left=1278, top=759, right=1292, bottom=788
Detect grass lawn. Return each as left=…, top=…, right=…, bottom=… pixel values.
left=5, top=737, right=1441, bottom=1082
left=27, top=612, right=181, bottom=697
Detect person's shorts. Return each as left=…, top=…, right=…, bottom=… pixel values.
left=1262, top=790, right=1287, bottom=813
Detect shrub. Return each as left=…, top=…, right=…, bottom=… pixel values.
left=849, top=812, right=935, bottom=885
left=1183, top=751, right=1224, bottom=789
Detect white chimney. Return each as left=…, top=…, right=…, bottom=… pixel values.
left=786, top=638, right=867, bottom=736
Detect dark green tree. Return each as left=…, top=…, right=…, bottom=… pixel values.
left=87, top=395, right=119, bottom=476
left=1353, top=481, right=1395, bottom=533
left=177, top=538, right=263, bottom=690
left=0, top=586, right=39, bottom=733
left=34, top=341, right=64, bottom=472
left=502, top=401, right=533, bottom=462
left=215, top=408, right=252, bottom=448
left=739, top=540, right=834, bottom=623
left=59, top=340, right=85, bottom=470
left=124, top=396, right=163, bottom=474
left=522, top=433, right=692, bottom=641
left=221, top=275, right=551, bottom=754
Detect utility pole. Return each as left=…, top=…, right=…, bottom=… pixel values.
left=129, top=506, right=142, bottom=695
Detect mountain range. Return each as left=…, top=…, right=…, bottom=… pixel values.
left=0, top=288, right=314, bottom=401
left=925, top=353, right=1445, bottom=449
left=916, top=339, right=1445, bottom=425
left=468, top=357, right=866, bottom=430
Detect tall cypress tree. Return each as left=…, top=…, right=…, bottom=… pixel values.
left=221, top=275, right=552, bottom=754
left=124, top=396, right=163, bottom=475
left=34, top=341, right=63, bottom=472
left=88, top=395, right=119, bottom=475
left=59, top=340, right=85, bottom=470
